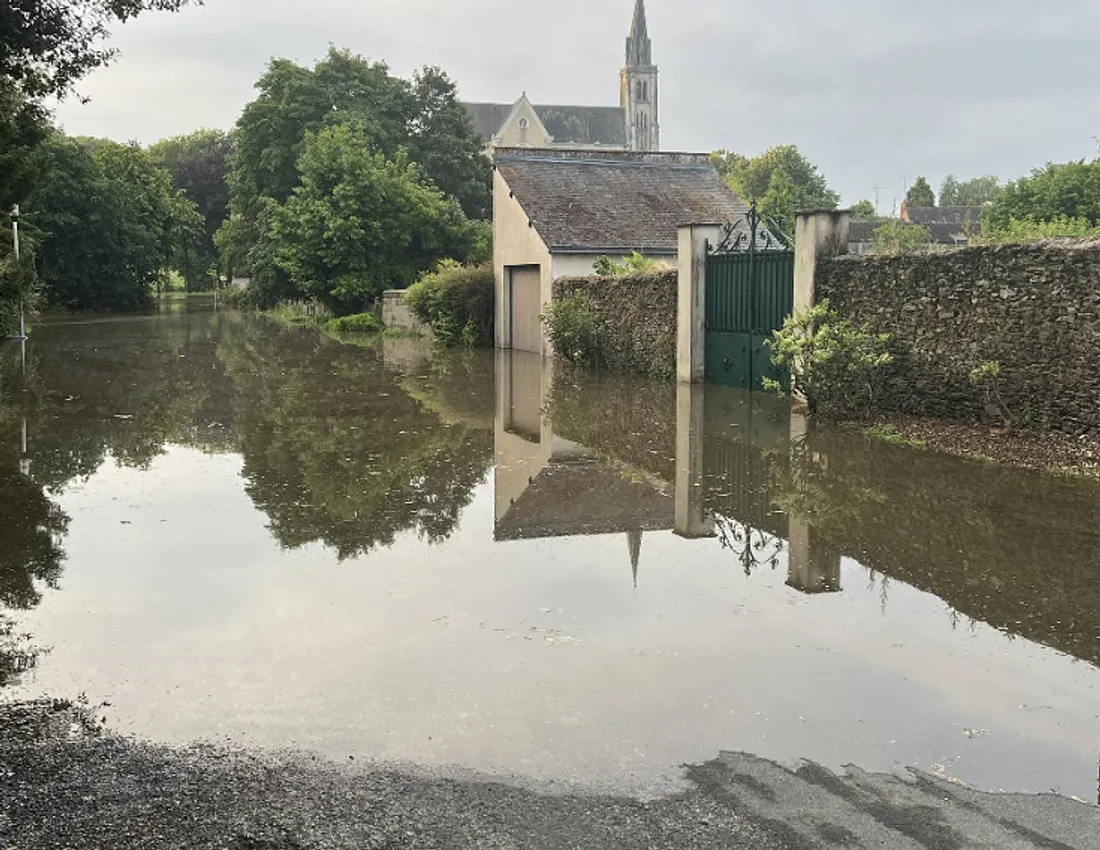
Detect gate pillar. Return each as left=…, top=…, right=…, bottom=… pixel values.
left=677, top=224, right=722, bottom=384
left=674, top=382, right=714, bottom=539
left=794, top=210, right=852, bottom=313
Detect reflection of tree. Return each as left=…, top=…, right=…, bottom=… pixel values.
left=0, top=466, right=67, bottom=610
left=217, top=318, right=493, bottom=560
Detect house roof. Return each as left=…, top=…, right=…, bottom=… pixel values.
left=494, top=458, right=674, bottom=541
left=464, top=102, right=627, bottom=147
left=848, top=219, right=979, bottom=246
left=906, top=206, right=984, bottom=226
left=494, top=148, right=748, bottom=253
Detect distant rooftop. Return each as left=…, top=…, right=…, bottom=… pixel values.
left=494, top=148, right=747, bottom=253
left=905, top=205, right=985, bottom=226
left=464, top=102, right=627, bottom=147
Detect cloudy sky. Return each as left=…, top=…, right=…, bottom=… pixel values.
left=53, top=0, right=1100, bottom=209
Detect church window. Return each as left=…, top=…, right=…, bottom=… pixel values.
left=518, top=117, right=530, bottom=129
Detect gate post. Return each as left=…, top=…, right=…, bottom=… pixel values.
left=677, top=223, right=721, bottom=383
left=674, top=382, right=714, bottom=539
left=793, top=210, right=851, bottom=313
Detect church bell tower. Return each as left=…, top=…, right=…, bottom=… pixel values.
left=621, top=0, right=659, bottom=151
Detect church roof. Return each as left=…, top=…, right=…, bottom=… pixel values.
left=494, top=148, right=749, bottom=254
left=463, top=102, right=627, bottom=147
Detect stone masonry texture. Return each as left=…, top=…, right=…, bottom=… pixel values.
left=553, top=271, right=678, bottom=379
left=815, top=240, right=1100, bottom=436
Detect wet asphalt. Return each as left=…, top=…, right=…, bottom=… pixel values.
left=2, top=700, right=1098, bottom=849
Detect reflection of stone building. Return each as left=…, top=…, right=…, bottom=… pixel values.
left=493, top=352, right=673, bottom=582
left=492, top=353, right=841, bottom=594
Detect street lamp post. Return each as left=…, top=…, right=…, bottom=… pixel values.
left=11, top=205, right=25, bottom=340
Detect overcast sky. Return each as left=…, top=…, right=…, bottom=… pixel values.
left=52, top=0, right=1100, bottom=210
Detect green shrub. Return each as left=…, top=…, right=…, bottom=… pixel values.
left=763, top=300, right=893, bottom=417
left=593, top=251, right=668, bottom=276
left=974, top=216, right=1100, bottom=245
left=323, top=312, right=383, bottom=334
left=268, top=300, right=331, bottom=328
left=862, top=423, right=927, bottom=450
left=541, top=293, right=605, bottom=365
left=405, top=261, right=493, bottom=347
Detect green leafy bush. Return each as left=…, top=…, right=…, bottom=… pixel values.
left=974, top=216, right=1100, bottom=245
left=871, top=220, right=933, bottom=254
left=323, top=312, right=383, bottom=334
left=405, top=261, right=493, bottom=347
left=592, top=251, right=667, bottom=276
left=763, top=300, right=893, bottom=417
left=540, top=293, right=605, bottom=366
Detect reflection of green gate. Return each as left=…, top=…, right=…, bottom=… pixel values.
left=704, top=204, right=794, bottom=390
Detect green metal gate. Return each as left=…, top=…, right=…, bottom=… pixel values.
left=704, top=204, right=794, bottom=391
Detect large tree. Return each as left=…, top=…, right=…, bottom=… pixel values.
left=905, top=176, right=936, bottom=209
left=269, top=122, right=475, bottom=315
left=0, top=0, right=197, bottom=99
left=712, top=145, right=839, bottom=234
left=227, top=48, right=489, bottom=221
left=24, top=134, right=196, bottom=310
left=938, top=174, right=1002, bottom=207
left=149, top=128, right=232, bottom=287
left=986, top=160, right=1100, bottom=228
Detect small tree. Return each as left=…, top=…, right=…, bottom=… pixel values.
left=850, top=199, right=878, bottom=219
left=763, top=300, right=893, bottom=417
left=906, top=176, right=935, bottom=209
left=872, top=219, right=933, bottom=254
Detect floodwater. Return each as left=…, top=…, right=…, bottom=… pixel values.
left=1, top=299, right=1099, bottom=802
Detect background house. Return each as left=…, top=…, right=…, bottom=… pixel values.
left=492, top=147, right=747, bottom=355
left=464, top=0, right=660, bottom=152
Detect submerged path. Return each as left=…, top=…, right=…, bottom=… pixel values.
left=2, top=703, right=1098, bottom=850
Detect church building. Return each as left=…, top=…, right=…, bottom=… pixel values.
left=464, top=0, right=660, bottom=152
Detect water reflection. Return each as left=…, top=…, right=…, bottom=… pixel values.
left=218, top=317, right=493, bottom=559
left=2, top=308, right=1099, bottom=800
left=500, top=354, right=1100, bottom=669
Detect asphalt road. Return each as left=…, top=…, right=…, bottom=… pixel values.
left=2, top=700, right=1098, bottom=849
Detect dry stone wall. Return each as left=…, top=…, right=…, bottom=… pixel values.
left=815, top=240, right=1100, bottom=436
left=552, top=271, right=678, bottom=379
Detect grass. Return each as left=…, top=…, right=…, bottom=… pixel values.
left=323, top=312, right=382, bottom=334
left=861, top=423, right=928, bottom=450
left=267, top=301, right=329, bottom=328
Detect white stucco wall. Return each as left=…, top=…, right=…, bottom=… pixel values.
left=493, top=168, right=553, bottom=354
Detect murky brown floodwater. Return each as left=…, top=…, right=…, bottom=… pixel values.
left=1, top=299, right=1098, bottom=800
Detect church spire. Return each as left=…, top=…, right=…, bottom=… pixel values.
left=626, top=0, right=652, bottom=67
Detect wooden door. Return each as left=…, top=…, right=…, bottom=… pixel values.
left=508, top=266, right=542, bottom=354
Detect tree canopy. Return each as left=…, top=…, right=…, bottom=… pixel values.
left=270, top=123, right=475, bottom=315
left=849, top=200, right=878, bottom=219
left=0, top=0, right=197, bottom=99
left=149, top=128, right=232, bottom=288
left=712, top=145, right=839, bottom=236
left=24, top=134, right=198, bottom=310
left=986, top=159, right=1100, bottom=229
left=938, top=174, right=1002, bottom=207
left=905, top=176, right=936, bottom=208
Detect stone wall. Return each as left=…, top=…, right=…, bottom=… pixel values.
left=815, top=240, right=1100, bottom=436
left=381, top=290, right=426, bottom=335
left=552, top=271, right=677, bottom=379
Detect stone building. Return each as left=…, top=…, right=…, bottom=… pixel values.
left=464, top=0, right=660, bottom=152
left=492, top=147, right=746, bottom=355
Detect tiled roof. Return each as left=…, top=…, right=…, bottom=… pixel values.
left=907, top=206, right=984, bottom=226
left=848, top=219, right=979, bottom=246
left=463, top=102, right=627, bottom=147
left=494, top=148, right=748, bottom=253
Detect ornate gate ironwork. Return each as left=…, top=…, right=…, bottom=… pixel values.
left=704, top=203, right=794, bottom=391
